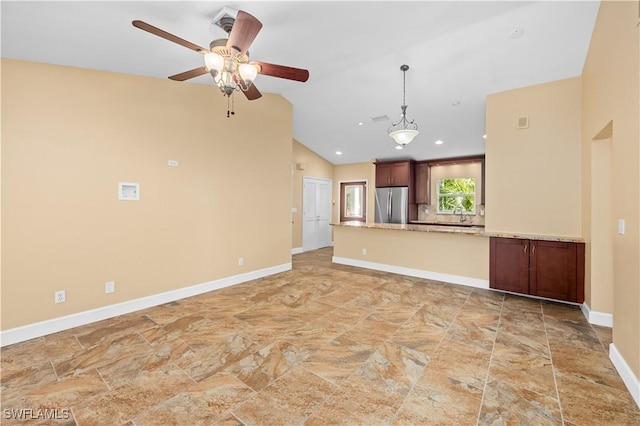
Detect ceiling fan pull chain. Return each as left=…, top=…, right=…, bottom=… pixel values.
left=231, top=92, right=235, bottom=116
left=226, top=92, right=236, bottom=118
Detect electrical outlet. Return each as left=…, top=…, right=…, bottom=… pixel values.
left=105, top=281, right=115, bottom=294
left=238, top=257, right=244, bottom=266
left=55, top=290, right=66, bottom=304
left=362, top=248, right=367, bottom=255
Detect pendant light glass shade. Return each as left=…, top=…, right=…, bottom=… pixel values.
left=389, top=129, right=419, bottom=145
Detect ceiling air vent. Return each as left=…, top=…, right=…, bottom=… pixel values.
left=371, top=115, right=390, bottom=123
left=517, top=116, right=529, bottom=129
left=211, top=6, right=239, bottom=34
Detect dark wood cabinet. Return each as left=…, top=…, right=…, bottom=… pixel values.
left=490, top=237, right=529, bottom=294
left=375, top=161, right=412, bottom=187
left=490, top=237, right=585, bottom=303
left=415, top=162, right=430, bottom=204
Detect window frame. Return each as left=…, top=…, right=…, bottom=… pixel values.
left=436, top=177, right=477, bottom=215
left=339, top=180, right=367, bottom=222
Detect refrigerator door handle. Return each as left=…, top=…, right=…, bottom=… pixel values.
left=387, top=190, right=392, bottom=222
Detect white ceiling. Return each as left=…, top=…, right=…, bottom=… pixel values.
left=1, top=1, right=599, bottom=165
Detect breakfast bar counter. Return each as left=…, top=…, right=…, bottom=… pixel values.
left=331, top=221, right=490, bottom=288
left=332, top=221, right=584, bottom=243
left=332, top=221, right=485, bottom=236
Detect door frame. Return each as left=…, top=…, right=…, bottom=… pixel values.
left=339, top=180, right=368, bottom=222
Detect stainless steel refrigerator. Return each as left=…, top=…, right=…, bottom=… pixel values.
left=375, top=187, right=409, bottom=224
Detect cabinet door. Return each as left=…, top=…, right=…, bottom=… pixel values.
left=390, top=162, right=411, bottom=186
left=415, top=163, right=429, bottom=204
left=375, top=164, right=392, bottom=187
left=529, top=240, right=579, bottom=302
left=490, top=237, right=529, bottom=294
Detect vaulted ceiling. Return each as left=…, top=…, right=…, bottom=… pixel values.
left=1, top=1, right=599, bottom=164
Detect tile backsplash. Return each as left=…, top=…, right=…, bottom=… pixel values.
left=417, top=204, right=485, bottom=226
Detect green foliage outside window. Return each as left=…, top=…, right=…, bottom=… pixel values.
left=437, top=178, right=476, bottom=213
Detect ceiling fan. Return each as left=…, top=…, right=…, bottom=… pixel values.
left=132, top=8, right=309, bottom=115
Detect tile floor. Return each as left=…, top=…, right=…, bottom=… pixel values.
left=1, top=247, right=638, bottom=425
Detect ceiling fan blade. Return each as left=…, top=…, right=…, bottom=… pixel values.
left=132, top=20, right=208, bottom=53
left=254, top=61, right=309, bottom=82
left=168, top=66, right=209, bottom=81
left=226, top=11, right=263, bottom=54
left=243, top=84, right=262, bottom=100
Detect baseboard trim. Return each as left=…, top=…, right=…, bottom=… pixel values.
left=580, top=302, right=613, bottom=327
left=610, top=343, right=640, bottom=408
left=0, top=263, right=291, bottom=347
left=291, top=247, right=304, bottom=255
left=332, top=256, right=489, bottom=289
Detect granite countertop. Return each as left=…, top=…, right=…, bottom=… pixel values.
left=332, top=221, right=585, bottom=242
left=482, top=231, right=585, bottom=243
left=331, top=221, right=486, bottom=236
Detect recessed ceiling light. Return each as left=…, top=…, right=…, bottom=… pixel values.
left=336, top=151, right=342, bottom=155
left=435, top=140, right=444, bottom=145
left=483, top=134, right=487, bottom=139
left=510, top=28, right=525, bottom=39
left=358, top=122, right=363, bottom=126
left=452, top=101, right=461, bottom=107
left=395, top=145, right=403, bottom=150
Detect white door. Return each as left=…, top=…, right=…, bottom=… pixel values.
left=303, top=177, right=332, bottom=251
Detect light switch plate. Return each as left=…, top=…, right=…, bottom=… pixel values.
left=618, top=219, right=625, bottom=235
left=168, top=160, right=179, bottom=167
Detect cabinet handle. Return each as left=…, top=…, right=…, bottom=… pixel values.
left=532, top=245, right=536, bottom=254
left=524, top=245, right=528, bottom=254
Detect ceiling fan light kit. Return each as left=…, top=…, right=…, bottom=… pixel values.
left=203, top=41, right=258, bottom=97
left=388, top=64, right=419, bottom=146
left=132, top=8, right=309, bottom=117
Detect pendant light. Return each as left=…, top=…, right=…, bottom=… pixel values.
left=388, top=65, right=419, bottom=146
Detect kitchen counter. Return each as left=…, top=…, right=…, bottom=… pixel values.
left=482, top=231, right=584, bottom=243
left=332, top=221, right=485, bottom=236
left=333, top=221, right=584, bottom=243
left=331, top=221, right=490, bottom=288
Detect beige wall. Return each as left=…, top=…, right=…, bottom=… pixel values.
left=581, top=0, right=639, bottom=377
left=291, top=140, right=333, bottom=249
left=1, top=59, right=293, bottom=330
left=333, top=226, right=489, bottom=281
left=485, top=77, right=582, bottom=238
left=332, top=162, right=376, bottom=225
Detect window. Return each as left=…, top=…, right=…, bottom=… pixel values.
left=437, top=177, right=476, bottom=214
left=340, top=181, right=366, bottom=222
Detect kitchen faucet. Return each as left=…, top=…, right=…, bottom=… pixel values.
left=454, top=206, right=467, bottom=223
